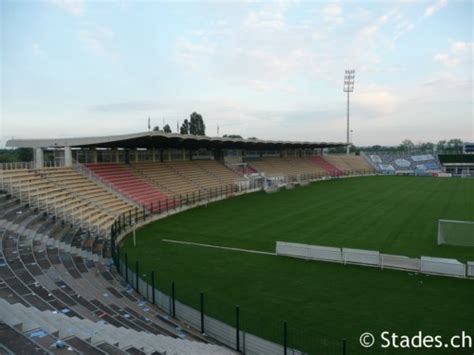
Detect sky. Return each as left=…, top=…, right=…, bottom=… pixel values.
left=0, top=0, right=473, bottom=147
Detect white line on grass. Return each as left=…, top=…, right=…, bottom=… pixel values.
left=162, top=239, right=276, bottom=256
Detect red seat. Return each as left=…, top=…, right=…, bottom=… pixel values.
left=85, top=164, right=171, bottom=208
left=309, top=157, right=343, bottom=176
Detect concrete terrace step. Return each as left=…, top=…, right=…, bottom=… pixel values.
left=0, top=299, right=235, bottom=355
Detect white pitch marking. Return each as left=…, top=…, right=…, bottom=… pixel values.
left=161, top=239, right=276, bottom=256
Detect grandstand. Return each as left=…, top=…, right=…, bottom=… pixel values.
left=1, top=131, right=378, bottom=354
left=364, top=151, right=443, bottom=174
left=0, top=188, right=233, bottom=354
left=438, top=154, right=474, bottom=176
left=0, top=131, right=472, bottom=354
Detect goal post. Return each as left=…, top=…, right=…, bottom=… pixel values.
left=438, top=219, right=474, bottom=247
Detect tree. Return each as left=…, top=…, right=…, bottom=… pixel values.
left=163, top=124, right=172, bottom=133
left=417, top=142, right=435, bottom=152
left=447, top=139, right=463, bottom=153
left=152, top=126, right=160, bottom=132
left=248, top=137, right=258, bottom=140
left=180, top=119, right=190, bottom=134
left=17, top=148, right=33, bottom=162
left=189, top=112, right=205, bottom=135
left=436, top=140, right=447, bottom=153
left=223, top=134, right=243, bottom=139
left=399, top=139, right=415, bottom=151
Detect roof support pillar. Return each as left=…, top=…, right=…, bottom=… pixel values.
left=64, top=146, right=72, bottom=167
left=34, top=148, right=44, bottom=169
left=91, top=149, right=98, bottom=163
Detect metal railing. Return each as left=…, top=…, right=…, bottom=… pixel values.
left=0, top=161, right=34, bottom=170
left=0, top=173, right=106, bottom=236
left=72, top=161, right=140, bottom=209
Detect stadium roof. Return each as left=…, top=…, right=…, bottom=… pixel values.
left=6, top=131, right=347, bottom=150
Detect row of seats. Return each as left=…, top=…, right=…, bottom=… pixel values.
left=85, top=164, right=170, bottom=208
left=307, top=156, right=343, bottom=175
left=246, top=155, right=373, bottom=177
left=247, top=157, right=325, bottom=177
left=0, top=168, right=137, bottom=235
left=131, top=160, right=240, bottom=197
left=322, top=155, right=374, bottom=173
left=0, top=193, right=232, bottom=354
left=367, top=152, right=443, bottom=172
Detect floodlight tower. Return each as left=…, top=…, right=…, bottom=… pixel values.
left=343, top=69, right=355, bottom=155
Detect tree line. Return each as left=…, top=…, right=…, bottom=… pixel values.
left=329, top=138, right=465, bottom=154
left=153, top=112, right=206, bottom=136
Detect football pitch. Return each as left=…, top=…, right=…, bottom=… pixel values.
left=122, top=176, right=474, bottom=354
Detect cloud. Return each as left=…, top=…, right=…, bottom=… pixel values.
left=175, top=38, right=215, bottom=70
left=31, top=43, right=44, bottom=57
left=433, top=41, right=473, bottom=67
left=49, top=0, right=84, bottom=16
left=79, top=26, right=116, bottom=57
left=91, top=101, right=161, bottom=113
left=355, top=85, right=401, bottom=116
left=322, top=3, right=344, bottom=26
left=243, top=3, right=288, bottom=31
left=424, top=0, right=448, bottom=17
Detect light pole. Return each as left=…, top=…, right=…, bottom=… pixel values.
left=343, top=69, right=355, bottom=155
left=350, top=129, right=354, bottom=145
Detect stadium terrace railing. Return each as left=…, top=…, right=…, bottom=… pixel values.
left=36, top=169, right=119, bottom=218
left=0, top=161, right=34, bottom=170
left=0, top=174, right=104, bottom=236
left=73, top=161, right=141, bottom=209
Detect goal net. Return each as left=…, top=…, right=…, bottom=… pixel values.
left=438, top=219, right=474, bottom=246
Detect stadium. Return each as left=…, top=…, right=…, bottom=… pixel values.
left=1, top=1, right=473, bottom=354
left=0, top=131, right=473, bottom=354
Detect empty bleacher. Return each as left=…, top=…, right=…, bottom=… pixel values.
left=39, top=168, right=133, bottom=217
left=366, top=152, right=442, bottom=173
left=0, top=300, right=232, bottom=354
left=0, top=192, right=233, bottom=354
left=131, top=161, right=200, bottom=196
left=131, top=160, right=240, bottom=198
left=0, top=168, right=137, bottom=235
left=166, top=160, right=228, bottom=191
left=320, top=155, right=374, bottom=174
left=85, top=164, right=170, bottom=208
left=248, top=156, right=327, bottom=178
left=306, top=156, right=343, bottom=175
left=194, top=160, right=240, bottom=186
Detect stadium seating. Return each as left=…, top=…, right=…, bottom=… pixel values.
left=131, top=161, right=198, bottom=196
left=0, top=192, right=232, bottom=354
left=39, top=168, right=133, bottom=216
left=194, top=160, right=241, bottom=186
left=307, top=156, right=343, bottom=175
left=86, top=164, right=170, bottom=207
left=132, top=160, right=240, bottom=197
left=247, top=157, right=325, bottom=178
left=166, top=160, right=232, bottom=191
left=366, top=152, right=442, bottom=173
left=246, top=155, right=375, bottom=178
left=0, top=168, right=137, bottom=235
left=320, top=155, right=374, bottom=174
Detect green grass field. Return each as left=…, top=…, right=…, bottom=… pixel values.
left=122, top=176, right=474, bottom=354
